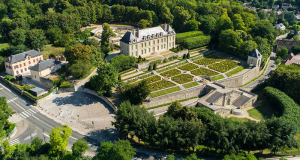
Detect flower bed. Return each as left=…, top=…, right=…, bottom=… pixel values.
left=160, top=69, right=181, bottom=77
left=149, top=80, right=176, bottom=92
left=191, top=68, right=218, bottom=76
left=150, top=87, right=181, bottom=98
left=209, top=60, right=239, bottom=73
left=178, top=63, right=198, bottom=71
left=184, top=82, right=199, bottom=88
left=143, top=75, right=161, bottom=83
left=171, top=74, right=194, bottom=84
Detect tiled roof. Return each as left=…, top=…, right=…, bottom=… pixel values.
left=5, top=50, right=43, bottom=64
left=29, top=59, right=61, bottom=72
left=232, top=95, right=251, bottom=107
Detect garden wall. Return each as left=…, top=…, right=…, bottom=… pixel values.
left=82, top=89, right=117, bottom=111
left=39, top=77, right=54, bottom=88
left=58, top=87, right=75, bottom=93
left=215, top=67, right=260, bottom=88
left=136, top=49, right=189, bottom=70
left=143, top=84, right=206, bottom=108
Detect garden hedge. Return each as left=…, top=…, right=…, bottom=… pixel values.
left=176, top=31, right=204, bottom=44
left=183, top=35, right=211, bottom=49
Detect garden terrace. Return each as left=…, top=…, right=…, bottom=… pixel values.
left=193, top=56, right=224, bottom=65
left=148, top=80, right=176, bottom=92
left=208, top=60, right=239, bottom=73
left=184, top=82, right=199, bottom=88
left=211, top=75, right=225, bottom=81
left=171, top=74, right=194, bottom=84
left=190, top=68, right=218, bottom=76
left=143, top=75, right=161, bottom=83
left=160, top=69, right=181, bottom=77
left=178, top=63, right=198, bottom=71
left=150, top=87, right=181, bottom=98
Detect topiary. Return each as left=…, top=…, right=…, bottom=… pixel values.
left=187, top=53, right=190, bottom=59
left=148, top=64, right=152, bottom=71
left=183, top=54, right=187, bottom=59
left=153, top=63, right=157, bottom=70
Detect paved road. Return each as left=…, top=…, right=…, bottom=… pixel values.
left=0, top=83, right=98, bottom=156
left=243, top=52, right=276, bottom=89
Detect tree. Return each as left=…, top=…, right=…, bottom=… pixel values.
left=166, top=154, right=175, bottom=160
left=30, top=137, right=43, bottom=156
left=217, top=11, right=234, bottom=33
left=69, top=60, right=92, bottom=79
left=277, top=46, right=289, bottom=59
left=218, top=29, right=241, bottom=56
left=232, top=14, right=247, bottom=31
left=101, top=23, right=115, bottom=48
left=252, top=20, right=275, bottom=42
left=89, top=63, right=118, bottom=97
left=72, top=138, right=90, bottom=158
left=110, top=54, right=135, bottom=72
left=46, top=27, right=63, bottom=44
left=291, top=45, right=300, bottom=54
left=153, top=63, right=157, bottom=70
left=223, top=153, right=257, bottom=160
left=200, top=16, right=217, bottom=34
left=258, top=10, right=267, bottom=20
left=0, top=97, right=13, bottom=137
left=158, top=4, right=173, bottom=24
left=64, top=43, right=92, bottom=64
left=49, top=125, right=72, bottom=157
left=172, top=6, right=191, bottom=32
left=95, top=140, right=136, bottom=160
left=183, top=54, right=187, bottom=59
left=238, top=40, right=257, bottom=59
left=9, top=28, right=26, bottom=46
left=185, top=20, right=200, bottom=32
left=148, top=64, right=152, bottom=71
left=187, top=53, right=191, bottom=59
left=138, top=19, right=150, bottom=29
left=26, top=29, right=46, bottom=50
left=124, top=80, right=150, bottom=105
left=182, top=153, right=202, bottom=160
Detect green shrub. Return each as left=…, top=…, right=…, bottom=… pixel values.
left=171, top=74, right=194, bottom=84
left=23, top=85, right=36, bottom=91
left=5, top=75, right=15, bottom=82
left=183, top=54, right=187, bottom=59
left=153, top=63, right=157, bottom=70
left=176, top=31, right=204, bottom=44
left=163, top=58, right=169, bottom=63
left=59, top=81, right=73, bottom=88
left=187, top=53, right=190, bottom=59
left=143, top=75, right=161, bottom=83
left=183, top=35, right=211, bottom=49
left=209, top=60, right=239, bottom=73
left=160, top=69, right=181, bottom=77
left=148, top=80, right=175, bottom=91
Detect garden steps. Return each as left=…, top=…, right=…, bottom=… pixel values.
left=178, top=84, right=185, bottom=90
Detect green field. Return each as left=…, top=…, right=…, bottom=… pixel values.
left=247, top=105, right=278, bottom=120
left=208, top=60, right=239, bottom=73
left=150, top=87, right=181, bottom=98
left=178, top=63, right=198, bottom=71
left=226, top=64, right=248, bottom=77
left=160, top=69, right=181, bottom=77
left=148, top=80, right=176, bottom=92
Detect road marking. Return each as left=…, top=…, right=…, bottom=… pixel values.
left=24, top=132, right=37, bottom=141
left=12, top=101, right=25, bottom=111
left=43, top=133, right=50, bottom=138
left=0, top=83, right=11, bottom=92
left=7, top=97, right=18, bottom=103
left=32, top=115, right=53, bottom=129
left=19, top=108, right=38, bottom=119
left=9, top=138, right=20, bottom=145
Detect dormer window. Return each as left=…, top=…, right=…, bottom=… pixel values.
left=148, top=35, right=151, bottom=39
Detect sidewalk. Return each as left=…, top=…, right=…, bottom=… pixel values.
left=9, top=114, right=28, bottom=139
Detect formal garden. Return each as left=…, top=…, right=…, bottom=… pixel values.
left=193, top=55, right=223, bottom=65
left=178, top=63, right=199, bottom=71
left=208, top=59, right=239, bottom=73
left=160, top=69, right=181, bottom=77
left=190, top=68, right=218, bottom=76
left=148, top=80, right=176, bottom=92
left=171, top=74, right=194, bottom=84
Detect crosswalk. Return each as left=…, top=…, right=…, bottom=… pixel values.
left=7, top=97, right=18, bottom=103
left=19, top=108, right=39, bottom=119
left=9, top=138, right=20, bottom=145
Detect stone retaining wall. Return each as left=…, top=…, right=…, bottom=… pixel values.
left=39, top=77, right=54, bottom=88
left=136, top=49, right=189, bottom=70
left=143, top=85, right=206, bottom=108
left=82, top=89, right=117, bottom=111
left=58, top=87, right=75, bottom=93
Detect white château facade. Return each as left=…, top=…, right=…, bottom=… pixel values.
left=120, top=24, right=176, bottom=57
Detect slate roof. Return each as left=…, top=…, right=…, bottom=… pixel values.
left=120, top=25, right=175, bottom=44
left=232, top=95, right=251, bottom=107
left=206, top=91, right=223, bottom=104
left=249, top=49, right=262, bottom=59
left=5, top=50, right=43, bottom=64
left=30, top=87, right=45, bottom=93
left=29, top=59, right=61, bottom=72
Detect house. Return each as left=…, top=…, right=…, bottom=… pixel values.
left=295, top=14, right=300, bottom=21
left=292, top=5, right=299, bottom=8
left=276, top=10, right=282, bottom=17
left=109, top=37, right=122, bottom=45
left=272, top=5, right=280, bottom=10
left=262, top=9, right=272, bottom=12
left=274, top=23, right=286, bottom=30
left=29, top=59, right=62, bottom=83
left=282, top=3, right=291, bottom=10
left=243, top=3, right=252, bottom=8
left=4, top=50, right=43, bottom=77
left=282, top=53, right=300, bottom=66
left=120, top=24, right=176, bottom=57
left=276, top=40, right=300, bottom=49
left=251, top=7, right=257, bottom=11
left=247, top=49, right=262, bottom=67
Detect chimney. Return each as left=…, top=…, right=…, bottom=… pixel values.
left=136, top=28, right=139, bottom=38
left=162, top=24, right=167, bottom=31
left=132, top=29, right=136, bottom=37
left=38, top=49, right=40, bottom=52
left=8, top=57, right=11, bottom=61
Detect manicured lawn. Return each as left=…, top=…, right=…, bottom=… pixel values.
left=247, top=105, right=278, bottom=120
left=184, top=82, right=199, bottom=88
left=178, top=63, right=198, bottom=71
left=160, top=69, right=181, bottom=77
left=148, top=80, right=176, bottom=92
left=150, top=87, right=181, bottom=98
left=211, top=75, right=224, bottom=81
left=191, top=68, right=218, bottom=76
left=209, top=60, right=239, bottom=73
left=171, top=74, right=194, bottom=84
left=228, top=117, right=251, bottom=122
left=226, top=64, right=248, bottom=77
left=0, top=34, right=8, bottom=50
left=42, top=45, right=65, bottom=59
left=193, top=55, right=223, bottom=65
left=143, top=75, right=161, bottom=83
left=84, top=27, right=97, bottom=32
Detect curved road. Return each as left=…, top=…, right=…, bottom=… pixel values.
left=0, top=83, right=98, bottom=156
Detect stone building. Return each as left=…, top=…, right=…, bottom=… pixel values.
left=4, top=50, right=43, bottom=76
left=29, top=59, right=62, bottom=83
left=120, top=24, right=176, bottom=57
left=247, top=49, right=262, bottom=67
left=282, top=3, right=291, bottom=10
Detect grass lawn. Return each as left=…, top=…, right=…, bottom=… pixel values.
left=247, top=105, right=278, bottom=120
left=84, top=27, right=97, bottom=32
left=191, top=68, right=218, bottom=76
left=171, top=74, right=194, bottom=84
left=42, top=45, right=65, bottom=59
left=226, top=64, right=249, bottom=77
left=150, top=87, right=181, bottom=98
left=211, top=75, right=224, bottom=81
left=184, top=82, right=199, bottom=88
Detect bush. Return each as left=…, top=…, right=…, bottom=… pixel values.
left=148, top=80, right=176, bottom=91
left=5, top=75, right=16, bottom=82
left=183, top=54, right=187, bottom=59
left=110, top=54, right=136, bottom=72
left=183, top=35, right=211, bottom=49
left=153, top=63, right=157, bottom=70
left=59, top=81, right=73, bottom=88
left=209, top=60, right=239, bottom=73
left=23, top=85, right=36, bottom=91
left=176, top=31, right=204, bottom=44
left=187, top=53, right=190, bottom=59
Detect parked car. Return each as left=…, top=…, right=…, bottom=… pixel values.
left=271, top=64, right=276, bottom=68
